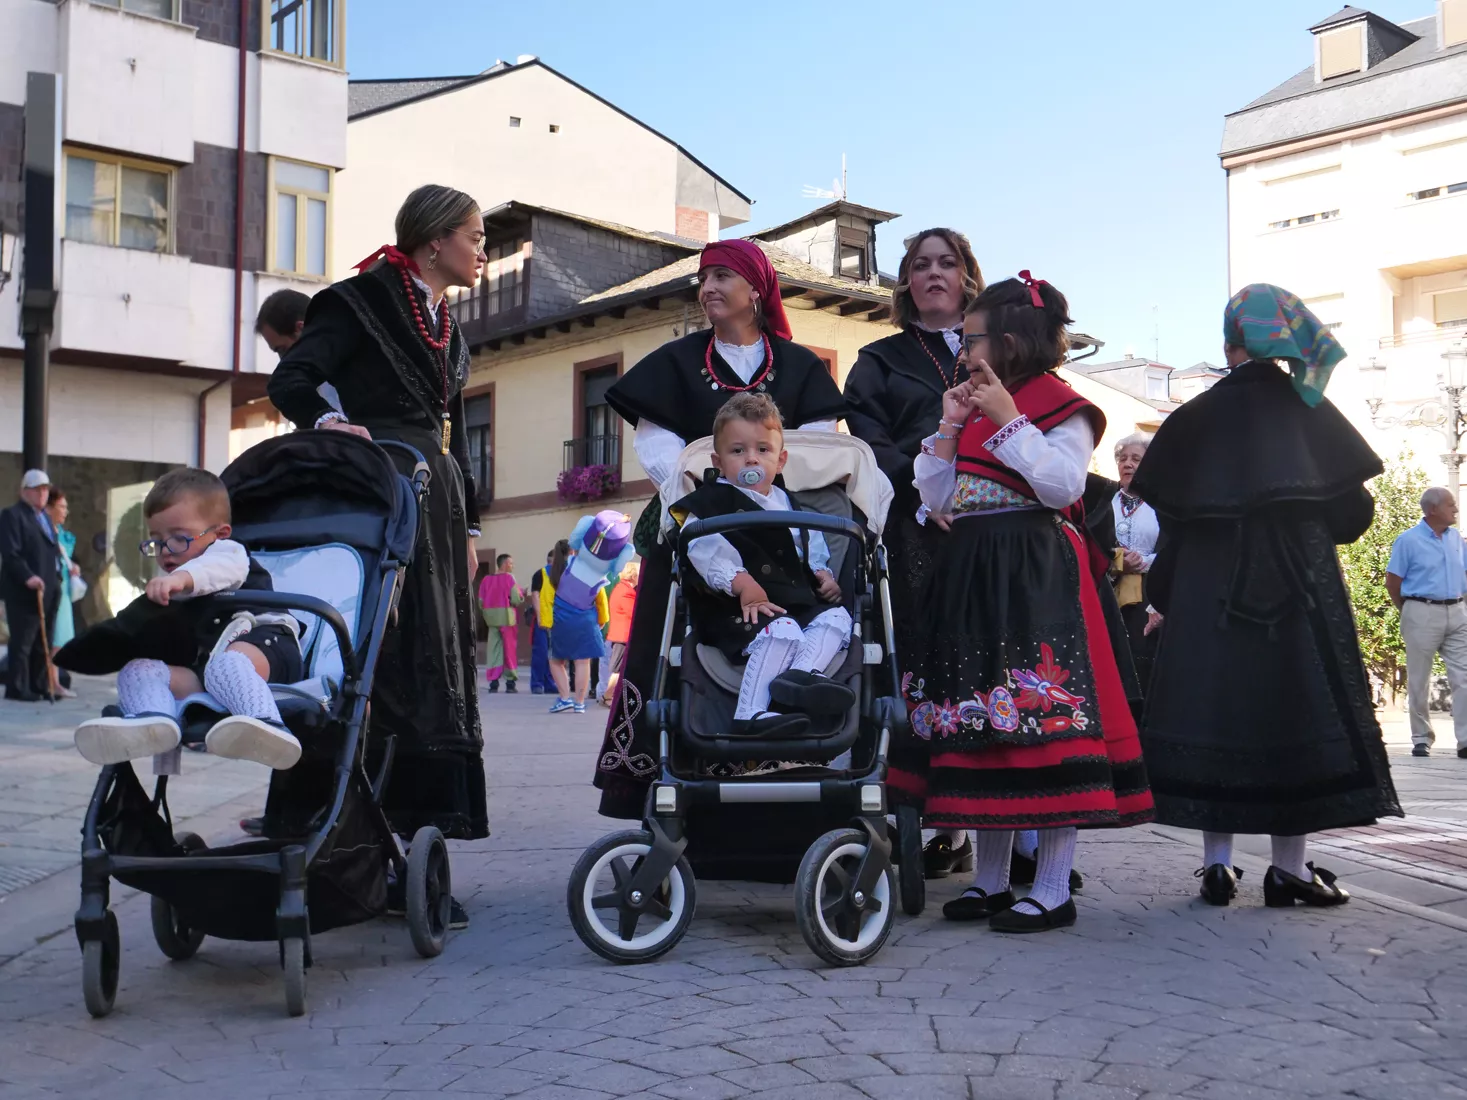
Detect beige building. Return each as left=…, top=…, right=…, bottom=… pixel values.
left=336, top=57, right=752, bottom=279
left=1223, top=2, right=1467, bottom=484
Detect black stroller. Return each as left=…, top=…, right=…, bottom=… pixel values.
left=567, top=432, right=921, bottom=967
left=73, top=433, right=452, bottom=1018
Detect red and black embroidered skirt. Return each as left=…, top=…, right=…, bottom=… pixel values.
left=889, top=508, right=1153, bottom=830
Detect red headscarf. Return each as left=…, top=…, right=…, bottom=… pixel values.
left=698, top=240, right=791, bottom=341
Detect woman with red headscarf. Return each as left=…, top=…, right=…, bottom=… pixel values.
left=593, top=239, right=847, bottom=819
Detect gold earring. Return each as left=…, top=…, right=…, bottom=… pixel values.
left=428, top=251, right=439, bottom=270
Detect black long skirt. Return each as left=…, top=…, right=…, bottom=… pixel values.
left=266, top=425, right=489, bottom=841
left=370, top=425, right=488, bottom=840
left=1141, top=515, right=1399, bottom=835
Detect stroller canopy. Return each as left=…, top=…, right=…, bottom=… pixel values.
left=222, top=432, right=419, bottom=559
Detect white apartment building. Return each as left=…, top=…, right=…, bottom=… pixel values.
left=1223, top=2, right=1467, bottom=485
left=0, top=0, right=346, bottom=615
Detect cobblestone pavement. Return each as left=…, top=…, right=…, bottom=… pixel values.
left=2, top=690, right=1467, bottom=1100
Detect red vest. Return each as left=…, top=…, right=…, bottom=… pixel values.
left=954, top=372, right=1110, bottom=580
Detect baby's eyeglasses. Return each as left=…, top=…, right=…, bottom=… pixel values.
left=139, top=526, right=217, bottom=558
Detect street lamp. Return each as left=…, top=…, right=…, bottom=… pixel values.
left=1443, top=343, right=1467, bottom=509
left=1363, top=345, right=1467, bottom=516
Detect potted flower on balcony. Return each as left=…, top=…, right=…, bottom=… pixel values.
left=558, top=462, right=621, bottom=503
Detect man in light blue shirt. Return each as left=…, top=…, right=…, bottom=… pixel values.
left=1387, top=487, right=1467, bottom=757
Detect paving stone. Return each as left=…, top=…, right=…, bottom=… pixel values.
left=649, top=1074, right=748, bottom=1100
left=713, top=1063, right=814, bottom=1090
left=792, top=1054, right=895, bottom=1082
left=852, top=1073, right=971, bottom=1099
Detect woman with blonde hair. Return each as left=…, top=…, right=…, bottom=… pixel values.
left=844, top=228, right=985, bottom=879
left=268, top=184, right=491, bottom=928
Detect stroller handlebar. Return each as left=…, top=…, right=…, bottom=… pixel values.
left=677, top=511, right=868, bottom=555
left=208, top=591, right=356, bottom=674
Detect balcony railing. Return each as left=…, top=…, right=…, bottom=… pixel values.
left=563, top=434, right=621, bottom=472
left=1379, top=325, right=1467, bottom=350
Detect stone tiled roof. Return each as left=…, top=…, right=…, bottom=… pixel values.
left=348, top=77, right=476, bottom=120
left=1222, top=14, right=1467, bottom=156
left=580, top=240, right=894, bottom=306
left=482, top=201, right=705, bottom=253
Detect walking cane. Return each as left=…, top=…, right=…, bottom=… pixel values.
left=36, top=587, right=56, bottom=704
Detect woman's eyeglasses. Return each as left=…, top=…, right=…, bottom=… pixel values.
left=139, top=527, right=217, bottom=558
left=960, top=332, right=989, bottom=356
left=455, top=228, right=489, bottom=250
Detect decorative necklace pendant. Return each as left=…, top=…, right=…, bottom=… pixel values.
left=441, top=412, right=452, bottom=455
left=710, top=381, right=719, bottom=390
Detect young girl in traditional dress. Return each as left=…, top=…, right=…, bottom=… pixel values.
left=899, top=273, right=1153, bottom=932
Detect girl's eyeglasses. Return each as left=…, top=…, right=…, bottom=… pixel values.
left=139, top=527, right=217, bottom=558
left=960, top=332, right=989, bottom=356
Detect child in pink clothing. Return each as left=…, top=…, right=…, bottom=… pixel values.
left=479, top=553, right=524, bottom=692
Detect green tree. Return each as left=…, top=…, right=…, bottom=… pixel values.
left=1338, top=450, right=1429, bottom=702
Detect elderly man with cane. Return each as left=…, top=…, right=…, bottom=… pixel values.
left=1, top=470, right=62, bottom=701
left=1387, top=487, right=1467, bottom=758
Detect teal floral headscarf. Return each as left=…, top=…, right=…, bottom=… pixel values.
left=1223, top=283, right=1345, bottom=407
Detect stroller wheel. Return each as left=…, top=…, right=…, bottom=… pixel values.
left=568, top=829, right=695, bottom=964
left=81, top=910, right=121, bottom=1018
left=795, top=828, right=896, bottom=967
left=406, top=825, right=451, bottom=958
left=281, top=936, right=307, bottom=1017
left=895, top=806, right=926, bottom=917
left=151, top=832, right=208, bottom=961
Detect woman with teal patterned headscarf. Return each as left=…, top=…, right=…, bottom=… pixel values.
left=1129, top=283, right=1399, bottom=912
left=1222, top=283, right=1345, bottom=407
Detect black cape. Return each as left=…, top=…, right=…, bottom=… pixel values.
left=1134, top=361, right=1399, bottom=834
left=594, top=330, right=847, bottom=820
left=606, top=330, right=847, bottom=438
left=267, top=266, right=488, bottom=841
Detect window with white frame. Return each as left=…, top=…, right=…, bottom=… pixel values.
left=91, top=0, right=178, bottom=19
left=64, top=150, right=172, bottom=253
left=270, top=158, right=332, bottom=278
left=1145, top=372, right=1169, bottom=401
left=266, top=0, right=342, bottom=65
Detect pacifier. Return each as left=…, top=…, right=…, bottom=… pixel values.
left=737, top=467, right=764, bottom=487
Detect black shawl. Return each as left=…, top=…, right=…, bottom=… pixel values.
left=266, top=265, right=480, bottom=528
left=1131, top=360, right=1382, bottom=523
left=606, top=330, right=847, bottom=439
left=843, top=329, right=966, bottom=509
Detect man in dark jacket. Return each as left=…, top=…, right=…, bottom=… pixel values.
left=1, top=470, right=61, bottom=700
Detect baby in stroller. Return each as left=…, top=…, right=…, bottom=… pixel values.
left=71, top=468, right=304, bottom=772
left=672, top=393, right=856, bottom=738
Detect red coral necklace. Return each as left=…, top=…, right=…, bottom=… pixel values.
left=702, top=334, right=775, bottom=392
left=395, top=265, right=454, bottom=454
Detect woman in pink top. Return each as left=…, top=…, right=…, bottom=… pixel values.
left=479, top=553, right=525, bottom=692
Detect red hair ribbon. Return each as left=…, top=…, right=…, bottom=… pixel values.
left=354, top=244, right=421, bottom=275
left=1018, top=269, right=1048, bottom=309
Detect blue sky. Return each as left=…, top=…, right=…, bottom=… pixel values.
left=346, top=0, right=1430, bottom=370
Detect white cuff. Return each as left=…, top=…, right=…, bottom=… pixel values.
left=983, top=414, right=1031, bottom=452
left=315, top=411, right=348, bottom=429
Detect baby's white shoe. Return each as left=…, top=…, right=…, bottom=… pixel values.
left=75, top=714, right=182, bottom=765
left=204, top=716, right=301, bottom=770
